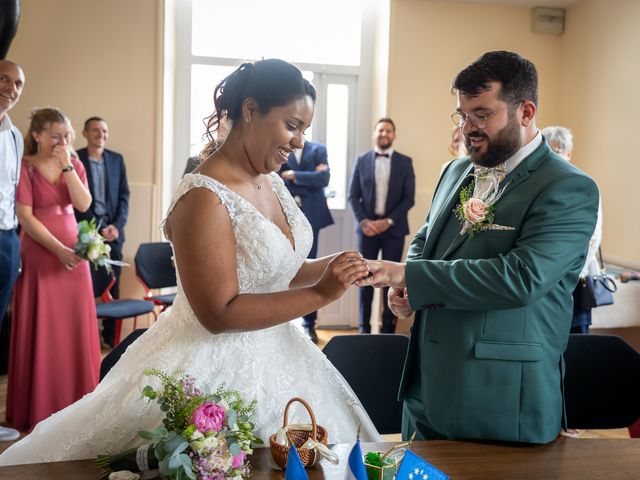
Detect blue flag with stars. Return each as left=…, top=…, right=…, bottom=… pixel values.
left=285, top=444, right=310, bottom=480
left=396, top=450, right=449, bottom=480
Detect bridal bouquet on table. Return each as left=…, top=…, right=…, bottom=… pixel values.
left=96, top=369, right=262, bottom=480
left=75, top=218, right=128, bottom=272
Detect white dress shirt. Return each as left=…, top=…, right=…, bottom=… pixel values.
left=374, top=148, right=393, bottom=217
left=0, top=114, right=24, bottom=230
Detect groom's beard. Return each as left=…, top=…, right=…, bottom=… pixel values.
left=466, top=115, right=521, bottom=167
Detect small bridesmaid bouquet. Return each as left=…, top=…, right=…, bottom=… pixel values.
left=75, top=218, right=128, bottom=272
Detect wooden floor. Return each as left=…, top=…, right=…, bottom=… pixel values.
left=0, top=327, right=630, bottom=454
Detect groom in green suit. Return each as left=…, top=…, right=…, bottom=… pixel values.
left=359, top=51, right=599, bottom=444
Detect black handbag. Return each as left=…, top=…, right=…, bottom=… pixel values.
left=573, top=247, right=617, bottom=309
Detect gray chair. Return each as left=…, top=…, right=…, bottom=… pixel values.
left=563, top=334, right=640, bottom=429
left=323, top=334, right=409, bottom=434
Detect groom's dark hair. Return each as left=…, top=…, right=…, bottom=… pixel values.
left=452, top=51, right=538, bottom=107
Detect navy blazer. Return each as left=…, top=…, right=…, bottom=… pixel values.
left=75, top=147, right=130, bottom=246
left=279, top=142, right=333, bottom=231
left=348, top=149, right=415, bottom=237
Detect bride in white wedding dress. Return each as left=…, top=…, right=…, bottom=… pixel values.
left=0, top=59, right=379, bottom=466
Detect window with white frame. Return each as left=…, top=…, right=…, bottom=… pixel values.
left=175, top=0, right=368, bottom=210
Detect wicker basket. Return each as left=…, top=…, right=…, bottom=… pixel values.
left=269, top=397, right=329, bottom=469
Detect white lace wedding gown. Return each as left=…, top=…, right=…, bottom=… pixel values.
left=0, top=173, right=380, bottom=465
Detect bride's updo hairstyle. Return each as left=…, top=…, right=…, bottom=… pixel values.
left=202, top=59, right=316, bottom=159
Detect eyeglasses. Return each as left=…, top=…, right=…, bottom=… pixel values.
left=451, top=101, right=523, bottom=130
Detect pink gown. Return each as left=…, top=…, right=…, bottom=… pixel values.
left=7, top=157, right=101, bottom=432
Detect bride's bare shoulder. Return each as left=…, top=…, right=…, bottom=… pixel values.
left=164, top=184, right=226, bottom=242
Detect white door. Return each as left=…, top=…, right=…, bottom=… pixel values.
left=305, top=73, right=359, bottom=328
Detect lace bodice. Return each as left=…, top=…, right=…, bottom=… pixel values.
left=166, top=172, right=312, bottom=295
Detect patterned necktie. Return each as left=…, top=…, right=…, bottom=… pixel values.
left=473, top=163, right=507, bottom=198
left=474, top=163, right=508, bottom=182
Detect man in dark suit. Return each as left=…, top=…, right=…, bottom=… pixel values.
left=348, top=118, right=415, bottom=333
left=75, top=117, right=130, bottom=348
left=359, top=51, right=599, bottom=444
left=279, top=141, right=333, bottom=343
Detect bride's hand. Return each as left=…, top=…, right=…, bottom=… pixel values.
left=313, top=251, right=369, bottom=302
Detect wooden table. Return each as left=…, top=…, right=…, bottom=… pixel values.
left=1, top=439, right=638, bottom=479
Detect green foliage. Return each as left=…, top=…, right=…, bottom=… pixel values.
left=454, top=182, right=474, bottom=222
left=364, top=451, right=382, bottom=466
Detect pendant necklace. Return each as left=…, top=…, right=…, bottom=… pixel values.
left=218, top=149, right=263, bottom=191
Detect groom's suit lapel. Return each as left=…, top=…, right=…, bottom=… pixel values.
left=440, top=141, right=550, bottom=259
left=422, top=162, right=473, bottom=259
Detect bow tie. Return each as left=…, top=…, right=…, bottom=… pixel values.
left=376, top=152, right=390, bottom=158
left=474, top=163, right=507, bottom=183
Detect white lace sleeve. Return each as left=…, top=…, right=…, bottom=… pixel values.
left=161, top=173, right=239, bottom=238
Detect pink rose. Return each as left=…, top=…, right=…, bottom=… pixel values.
left=231, top=451, right=246, bottom=469
left=191, top=402, right=225, bottom=433
left=463, top=198, right=488, bottom=224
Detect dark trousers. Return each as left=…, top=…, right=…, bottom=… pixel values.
left=0, top=230, right=20, bottom=334
left=357, top=232, right=405, bottom=333
left=302, top=228, right=319, bottom=328
left=101, top=240, right=123, bottom=347
left=570, top=302, right=591, bottom=335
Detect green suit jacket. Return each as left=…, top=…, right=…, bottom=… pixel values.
left=401, top=140, right=599, bottom=443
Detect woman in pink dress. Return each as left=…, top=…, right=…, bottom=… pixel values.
left=7, top=107, right=101, bottom=432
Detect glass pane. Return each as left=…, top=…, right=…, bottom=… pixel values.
left=190, top=64, right=235, bottom=157
left=301, top=71, right=314, bottom=143
left=192, top=0, right=362, bottom=66
left=325, top=83, right=349, bottom=210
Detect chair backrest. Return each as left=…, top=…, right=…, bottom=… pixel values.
left=563, top=334, right=640, bottom=429
left=134, top=242, right=177, bottom=290
left=90, top=265, right=116, bottom=301
left=100, top=328, right=147, bottom=380
left=322, top=334, right=409, bottom=434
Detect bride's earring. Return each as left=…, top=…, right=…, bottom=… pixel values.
left=246, top=117, right=252, bottom=124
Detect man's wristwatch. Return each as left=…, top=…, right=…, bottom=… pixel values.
left=387, top=218, right=395, bottom=226
left=61, top=164, right=74, bottom=173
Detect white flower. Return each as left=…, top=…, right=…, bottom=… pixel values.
left=203, top=434, right=219, bottom=449
left=190, top=439, right=205, bottom=454
left=87, top=245, right=101, bottom=260
left=190, top=430, right=204, bottom=441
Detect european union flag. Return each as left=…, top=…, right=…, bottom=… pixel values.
left=396, top=450, right=449, bottom=480
left=285, top=444, right=309, bottom=480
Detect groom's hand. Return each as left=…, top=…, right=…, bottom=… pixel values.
left=388, top=287, right=413, bottom=319
left=355, top=260, right=406, bottom=288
